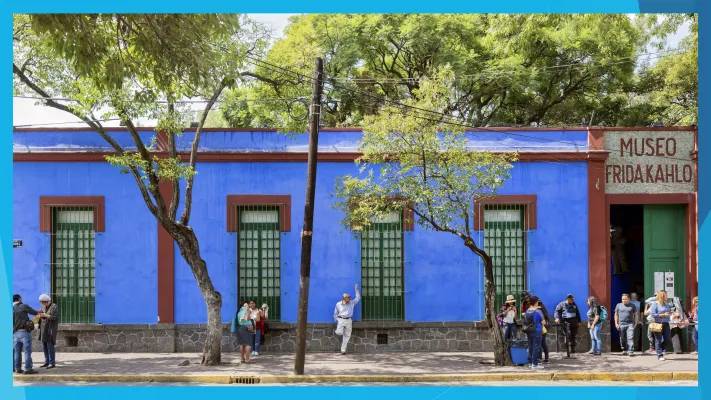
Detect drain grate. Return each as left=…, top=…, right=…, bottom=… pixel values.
left=231, top=376, right=261, bottom=384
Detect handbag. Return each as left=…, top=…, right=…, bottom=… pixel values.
left=649, top=322, right=663, bottom=333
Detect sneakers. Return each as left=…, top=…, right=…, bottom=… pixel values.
left=587, top=350, right=595, bottom=354
left=627, top=351, right=634, bottom=357
left=251, top=351, right=258, bottom=356
left=658, top=355, right=666, bottom=361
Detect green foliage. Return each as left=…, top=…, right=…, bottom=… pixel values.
left=14, top=14, right=269, bottom=182
left=336, top=70, right=516, bottom=234
left=223, top=14, right=654, bottom=128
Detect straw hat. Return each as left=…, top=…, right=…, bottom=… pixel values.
left=505, top=294, right=516, bottom=304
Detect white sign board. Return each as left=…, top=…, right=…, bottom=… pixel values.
left=665, top=272, right=675, bottom=299
left=604, top=131, right=695, bottom=194
left=654, top=272, right=665, bottom=294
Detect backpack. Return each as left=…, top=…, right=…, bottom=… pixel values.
left=522, top=310, right=537, bottom=334
left=598, top=306, right=608, bottom=322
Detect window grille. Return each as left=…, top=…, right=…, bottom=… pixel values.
left=483, top=204, right=528, bottom=310
left=237, top=206, right=281, bottom=320
left=360, top=212, right=404, bottom=320
left=51, top=207, right=96, bottom=323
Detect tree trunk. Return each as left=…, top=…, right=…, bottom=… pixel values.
left=171, top=225, right=223, bottom=366
left=465, top=242, right=511, bottom=366
left=481, top=254, right=511, bottom=366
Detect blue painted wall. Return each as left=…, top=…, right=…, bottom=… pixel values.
left=12, top=162, right=158, bottom=323
left=13, top=129, right=590, bottom=324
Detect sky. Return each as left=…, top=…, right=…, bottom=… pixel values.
left=12, top=14, right=689, bottom=128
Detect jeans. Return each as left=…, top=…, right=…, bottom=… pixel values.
left=653, top=322, right=671, bottom=358
left=693, top=325, right=698, bottom=350
left=253, top=331, right=262, bottom=353
left=43, top=341, right=56, bottom=365
left=589, top=324, right=602, bottom=353
left=541, top=333, right=549, bottom=360
left=13, top=330, right=33, bottom=371
left=503, top=323, right=517, bottom=343
left=619, top=323, right=634, bottom=352
left=527, top=330, right=542, bottom=366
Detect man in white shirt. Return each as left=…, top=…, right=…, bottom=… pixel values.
left=333, top=284, right=360, bottom=355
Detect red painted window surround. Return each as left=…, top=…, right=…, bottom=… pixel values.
left=39, top=196, right=105, bottom=232
left=226, top=195, right=292, bottom=232
left=473, top=195, right=537, bottom=231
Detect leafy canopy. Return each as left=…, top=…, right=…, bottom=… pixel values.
left=337, top=68, right=516, bottom=234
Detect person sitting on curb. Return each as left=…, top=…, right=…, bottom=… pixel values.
left=13, top=294, right=42, bottom=374
left=333, top=284, right=360, bottom=355
left=554, top=294, right=582, bottom=358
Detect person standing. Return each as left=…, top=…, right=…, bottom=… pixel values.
left=333, top=284, right=360, bottom=355
left=586, top=296, right=604, bottom=355
left=236, top=302, right=255, bottom=364
left=497, top=295, right=519, bottom=344
left=614, top=293, right=638, bottom=356
left=649, top=290, right=672, bottom=361
left=554, top=294, right=582, bottom=357
left=37, top=294, right=59, bottom=368
left=688, top=296, right=698, bottom=354
left=538, top=299, right=552, bottom=363
left=630, top=292, right=642, bottom=352
left=13, top=294, right=41, bottom=374
left=253, top=303, right=268, bottom=356
left=524, top=296, right=545, bottom=370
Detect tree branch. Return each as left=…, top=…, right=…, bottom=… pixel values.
left=13, top=62, right=159, bottom=216
left=180, top=78, right=230, bottom=225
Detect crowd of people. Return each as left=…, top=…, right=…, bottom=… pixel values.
left=498, top=290, right=699, bottom=369
left=12, top=293, right=58, bottom=374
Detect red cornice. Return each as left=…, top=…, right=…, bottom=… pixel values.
left=13, top=150, right=608, bottom=163
left=13, top=126, right=696, bottom=133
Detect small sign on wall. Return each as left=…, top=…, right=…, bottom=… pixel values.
left=653, top=271, right=675, bottom=299
left=13, top=240, right=22, bottom=248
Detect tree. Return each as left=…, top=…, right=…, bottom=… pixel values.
left=221, top=14, right=644, bottom=128
left=13, top=14, right=271, bottom=365
left=336, top=69, right=517, bottom=366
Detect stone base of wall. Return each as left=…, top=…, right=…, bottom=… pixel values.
left=29, top=321, right=696, bottom=354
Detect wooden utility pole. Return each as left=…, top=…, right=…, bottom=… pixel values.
left=294, top=57, right=324, bottom=375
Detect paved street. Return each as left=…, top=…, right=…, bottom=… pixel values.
left=13, top=350, right=697, bottom=385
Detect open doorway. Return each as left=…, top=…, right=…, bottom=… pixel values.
left=609, top=205, right=644, bottom=352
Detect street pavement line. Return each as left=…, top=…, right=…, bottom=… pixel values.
left=14, top=371, right=697, bottom=385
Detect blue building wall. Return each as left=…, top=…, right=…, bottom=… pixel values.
left=13, top=129, right=591, bottom=324
left=13, top=162, right=158, bottom=324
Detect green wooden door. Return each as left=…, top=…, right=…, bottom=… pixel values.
left=643, top=205, right=686, bottom=300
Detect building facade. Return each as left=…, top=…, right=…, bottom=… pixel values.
left=12, top=127, right=697, bottom=353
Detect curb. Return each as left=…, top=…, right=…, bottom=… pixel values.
left=14, top=371, right=698, bottom=385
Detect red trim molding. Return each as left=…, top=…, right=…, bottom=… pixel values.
left=226, top=195, right=292, bottom=232
left=473, top=195, right=537, bottom=230
left=157, top=181, right=175, bottom=324
left=15, top=150, right=608, bottom=163
left=39, top=196, right=105, bottom=232
left=588, top=158, right=608, bottom=307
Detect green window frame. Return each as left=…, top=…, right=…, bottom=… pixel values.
left=483, top=205, right=527, bottom=310
left=237, top=206, right=281, bottom=320
left=360, top=212, right=404, bottom=320
left=51, top=207, right=96, bottom=323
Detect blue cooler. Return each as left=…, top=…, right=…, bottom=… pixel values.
left=509, top=339, right=529, bottom=366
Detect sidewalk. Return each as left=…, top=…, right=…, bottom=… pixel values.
left=14, top=351, right=698, bottom=385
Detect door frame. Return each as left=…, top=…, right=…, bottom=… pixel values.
left=602, top=193, right=697, bottom=308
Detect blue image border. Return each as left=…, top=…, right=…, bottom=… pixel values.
left=0, top=1, right=705, bottom=399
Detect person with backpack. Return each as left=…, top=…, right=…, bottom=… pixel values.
left=12, top=294, right=42, bottom=374
left=586, top=296, right=606, bottom=356
left=554, top=294, right=582, bottom=357
left=523, top=296, right=546, bottom=370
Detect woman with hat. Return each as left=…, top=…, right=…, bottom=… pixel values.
left=37, top=293, right=58, bottom=368
left=497, top=294, right=519, bottom=344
